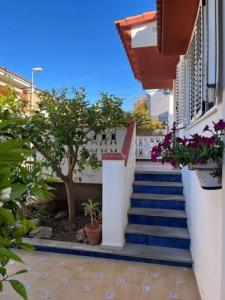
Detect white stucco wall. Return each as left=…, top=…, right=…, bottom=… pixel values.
left=146, top=89, right=172, bottom=122
left=131, top=21, right=157, bottom=48
left=180, top=105, right=223, bottom=300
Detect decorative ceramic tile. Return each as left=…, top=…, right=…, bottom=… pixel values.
left=41, top=291, right=52, bottom=299
left=24, top=282, right=32, bottom=290
left=96, top=271, right=104, bottom=278
left=59, top=277, right=70, bottom=284
left=169, top=292, right=179, bottom=299
left=40, top=272, right=48, bottom=278
left=2, top=250, right=200, bottom=300
left=80, top=283, right=92, bottom=292
left=105, top=291, right=115, bottom=299
left=143, top=284, right=151, bottom=292
left=176, top=278, right=184, bottom=285
left=75, top=266, right=83, bottom=272
left=127, top=266, right=135, bottom=272
left=117, top=277, right=126, bottom=285
left=149, top=271, right=160, bottom=278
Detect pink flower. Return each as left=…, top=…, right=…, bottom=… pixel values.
left=151, top=153, right=158, bottom=162
left=203, top=136, right=216, bottom=146
left=203, top=125, right=209, bottom=132
left=192, top=134, right=202, bottom=144
left=213, top=119, right=225, bottom=131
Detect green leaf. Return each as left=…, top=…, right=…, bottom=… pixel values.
left=0, top=266, right=6, bottom=276
left=10, top=184, right=27, bottom=201
left=8, top=280, right=28, bottom=300
left=0, top=247, right=23, bottom=263
left=0, top=235, right=11, bottom=247
left=12, top=269, right=28, bottom=276
left=0, top=254, right=9, bottom=266
left=0, top=281, right=2, bottom=292
left=0, top=208, right=15, bottom=225
left=19, top=243, right=34, bottom=251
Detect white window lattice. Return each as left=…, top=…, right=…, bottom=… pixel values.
left=175, top=2, right=209, bottom=126
left=175, top=57, right=185, bottom=126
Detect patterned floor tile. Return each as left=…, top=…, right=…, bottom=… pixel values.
left=0, top=250, right=201, bottom=300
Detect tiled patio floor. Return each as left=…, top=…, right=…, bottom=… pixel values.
left=0, top=250, right=200, bottom=300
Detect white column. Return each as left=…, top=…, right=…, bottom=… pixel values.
left=101, top=159, right=125, bottom=250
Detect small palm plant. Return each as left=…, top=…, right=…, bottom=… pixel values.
left=82, top=199, right=102, bottom=245
left=82, top=199, right=100, bottom=228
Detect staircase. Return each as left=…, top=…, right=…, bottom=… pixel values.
left=124, top=169, right=192, bottom=267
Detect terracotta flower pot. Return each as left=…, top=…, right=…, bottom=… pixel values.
left=85, top=223, right=102, bottom=245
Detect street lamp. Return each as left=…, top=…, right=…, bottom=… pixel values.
left=30, top=66, right=43, bottom=110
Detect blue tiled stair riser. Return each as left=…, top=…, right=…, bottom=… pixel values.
left=128, top=214, right=187, bottom=228
left=131, top=199, right=185, bottom=210
left=126, top=233, right=190, bottom=249
left=34, top=244, right=192, bottom=268
left=133, top=185, right=183, bottom=195
left=135, top=173, right=182, bottom=182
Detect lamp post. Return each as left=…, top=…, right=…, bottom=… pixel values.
left=30, top=67, right=43, bottom=110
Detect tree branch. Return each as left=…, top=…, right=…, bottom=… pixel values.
left=32, top=141, right=67, bottom=181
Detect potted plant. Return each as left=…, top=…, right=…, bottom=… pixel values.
left=82, top=199, right=101, bottom=245
left=151, top=120, right=225, bottom=190
left=94, top=209, right=102, bottom=226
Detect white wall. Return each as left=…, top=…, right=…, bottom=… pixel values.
left=180, top=106, right=223, bottom=300
left=131, top=21, right=157, bottom=48
left=146, top=89, right=171, bottom=122
left=101, top=124, right=136, bottom=250
left=37, top=128, right=126, bottom=184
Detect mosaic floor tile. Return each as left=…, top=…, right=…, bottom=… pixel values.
left=0, top=250, right=201, bottom=300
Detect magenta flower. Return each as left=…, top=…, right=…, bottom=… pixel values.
left=192, top=134, right=202, bottom=145
left=203, top=136, right=216, bottom=146
left=213, top=119, right=225, bottom=131
left=203, top=125, right=209, bottom=132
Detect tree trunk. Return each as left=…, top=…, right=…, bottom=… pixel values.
left=64, top=179, right=76, bottom=229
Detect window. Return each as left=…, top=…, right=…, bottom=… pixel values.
left=175, top=0, right=216, bottom=127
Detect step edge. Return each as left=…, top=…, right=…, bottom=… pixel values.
left=131, top=193, right=185, bottom=201
left=128, top=208, right=187, bottom=218
left=124, top=243, right=192, bottom=263
left=135, top=170, right=182, bottom=175
left=126, top=224, right=190, bottom=239
left=133, top=181, right=183, bottom=187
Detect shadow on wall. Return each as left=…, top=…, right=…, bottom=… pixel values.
left=51, top=182, right=102, bottom=213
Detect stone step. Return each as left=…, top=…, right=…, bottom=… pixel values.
left=133, top=181, right=183, bottom=195
left=122, top=243, right=192, bottom=267
left=126, top=224, right=190, bottom=249
left=24, top=238, right=192, bottom=268
left=131, top=193, right=185, bottom=210
left=128, top=207, right=187, bottom=228
left=135, top=171, right=182, bottom=182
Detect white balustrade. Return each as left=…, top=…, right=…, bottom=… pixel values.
left=135, top=135, right=164, bottom=159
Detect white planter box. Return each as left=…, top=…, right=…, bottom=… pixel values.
left=193, top=163, right=222, bottom=190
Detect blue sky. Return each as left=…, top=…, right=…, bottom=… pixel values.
left=0, top=0, right=156, bottom=110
